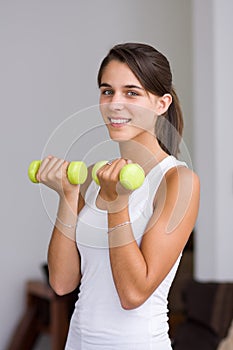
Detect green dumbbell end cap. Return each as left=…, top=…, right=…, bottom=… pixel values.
left=67, top=161, right=88, bottom=185
left=120, top=163, right=145, bottom=190
left=28, top=160, right=42, bottom=183
left=92, top=160, right=108, bottom=185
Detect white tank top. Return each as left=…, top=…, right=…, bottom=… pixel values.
left=65, top=156, right=187, bottom=350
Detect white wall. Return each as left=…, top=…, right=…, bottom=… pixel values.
left=0, top=1, right=192, bottom=349
left=214, top=0, right=233, bottom=280
left=192, top=0, right=233, bottom=281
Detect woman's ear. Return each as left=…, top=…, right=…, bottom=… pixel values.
left=157, top=93, right=172, bottom=115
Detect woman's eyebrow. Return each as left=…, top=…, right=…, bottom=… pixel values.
left=99, top=83, right=111, bottom=88
left=99, top=83, right=143, bottom=90
left=124, top=85, right=144, bottom=90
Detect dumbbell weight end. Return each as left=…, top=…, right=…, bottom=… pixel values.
left=67, top=161, right=88, bottom=185
left=119, top=163, right=145, bottom=190
left=28, top=160, right=42, bottom=183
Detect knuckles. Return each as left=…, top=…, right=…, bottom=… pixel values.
left=38, top=157, right=66, bottom=185
left=98, top=158, right=127, bottom=183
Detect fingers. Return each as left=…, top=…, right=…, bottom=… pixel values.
left=97, top=158, right=128, bottom=184
left=96, top=158, right=133, bottom=211
left=37, top=156, right=68, bottom=184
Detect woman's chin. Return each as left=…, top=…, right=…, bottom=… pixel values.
left=108, top=130, right=130, bottom=142
left=107, top=125, right=141, bottom=142
left=110, top=135, right=128, bottom=142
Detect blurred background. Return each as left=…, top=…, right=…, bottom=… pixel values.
left=0, top=0, right=232, bottom=349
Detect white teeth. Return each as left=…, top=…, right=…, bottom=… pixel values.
left=109, top=118, right=130, bottom=124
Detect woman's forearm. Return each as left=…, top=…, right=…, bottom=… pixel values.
left=108, top=207, right=148, bottom=309
left=48, top=193, right=81, bottom=295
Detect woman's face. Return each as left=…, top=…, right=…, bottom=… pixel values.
left=99, top=60, right=162, bottom=142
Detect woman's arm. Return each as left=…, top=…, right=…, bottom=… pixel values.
left=47, top=192, right=84, bottom=295
left=107, top=166, right=200, bottom=310
left=36, top=156, right=88, bottom=296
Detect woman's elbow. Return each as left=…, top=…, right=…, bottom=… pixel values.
left=49, top=277, right=79, bottom=296
left=120, top=292, right=147, bottom=310
left=49, top=279, right=67, bottom=296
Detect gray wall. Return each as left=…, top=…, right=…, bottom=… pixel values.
left=0, top=1, right=193, bottom=348
left=192, top=0, right=233, bottom=281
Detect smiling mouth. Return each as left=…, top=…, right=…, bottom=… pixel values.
left=108, top=117, right=131, bottom=127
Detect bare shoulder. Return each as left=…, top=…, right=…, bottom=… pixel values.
left=155, top=164, right=200, bottom=203
left=166, top=164, right=200, bottom=192
left=150, top=164, right=200, bottom=235
left=169, top=165, right=200, bottom=209
left=163, top=164, right=200, bottom=216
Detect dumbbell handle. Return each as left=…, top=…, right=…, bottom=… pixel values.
left=92, top=161, right=145, bottom=191
left=28, top=160, right=88, bottom=185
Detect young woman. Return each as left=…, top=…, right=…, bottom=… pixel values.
left=37, top=43, right=200, bottom=349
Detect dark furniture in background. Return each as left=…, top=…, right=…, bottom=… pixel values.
left=6, top=280, right=78, bottom=350
left=172, top=280, right=233, bottom=350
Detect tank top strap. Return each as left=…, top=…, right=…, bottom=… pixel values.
left=147, top=155, right=187, bottom=182
left=141, top=155, right=188, bottom=218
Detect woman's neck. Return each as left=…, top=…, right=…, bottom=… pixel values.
left=119, top=134, right=168, bottom=174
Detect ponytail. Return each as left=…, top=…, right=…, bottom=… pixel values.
left=155, top=87, right=183, bottom=157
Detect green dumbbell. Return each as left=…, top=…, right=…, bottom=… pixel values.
left=92, top=161, right=145, bottom=191
left=28, top=160, right=88, bottom=185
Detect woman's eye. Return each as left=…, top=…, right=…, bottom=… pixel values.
left=102, top=90, right=113, bottom=96
left=127, top=91, right=138, bottom=96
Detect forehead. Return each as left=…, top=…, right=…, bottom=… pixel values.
left=100, top=60, right=142, bottom=87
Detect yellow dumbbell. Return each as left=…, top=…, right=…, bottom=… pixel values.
left=28, top=160, right=88, bottom=185
left=92, top=161, right=145, bottom=191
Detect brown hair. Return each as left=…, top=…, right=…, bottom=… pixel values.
left=97, top=43, right=183, bottom=156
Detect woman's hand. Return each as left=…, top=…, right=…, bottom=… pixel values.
left=97, top=158, right=132, bottom=212
left=36, top=156, right=80, bottom=199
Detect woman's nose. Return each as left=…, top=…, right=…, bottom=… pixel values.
left=108, top=93, right=124, bottom=111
